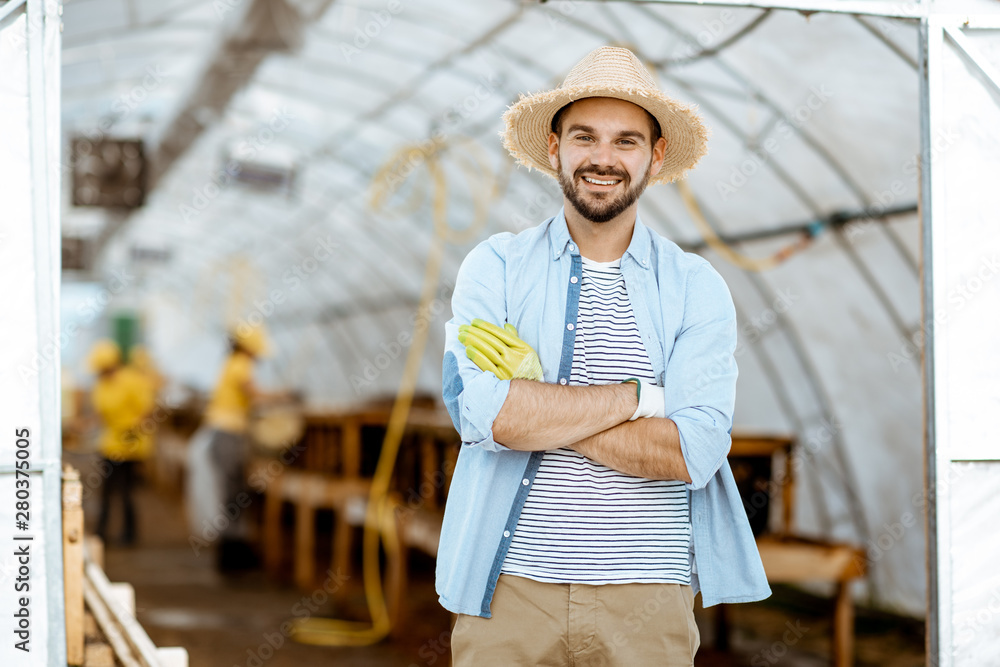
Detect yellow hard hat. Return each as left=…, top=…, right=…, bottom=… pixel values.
left=87, top=339, right=122, bottom=373
left=231, top=324, right=271, bottom=357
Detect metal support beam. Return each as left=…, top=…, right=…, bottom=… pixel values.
left=149, top=0, right=333, bottom=189
left=567, top=0, right=928, bottom=19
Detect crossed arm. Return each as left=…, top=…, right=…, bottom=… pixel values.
left=493, top=379, right=692, bottom=483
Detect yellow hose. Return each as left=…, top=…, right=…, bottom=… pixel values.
left=290, top=136, right=502, bottom=646
left=676, top=179, right=813, bottom=272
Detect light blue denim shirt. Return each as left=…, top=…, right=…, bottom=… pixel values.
left=438, top=208, right=771, bottom=617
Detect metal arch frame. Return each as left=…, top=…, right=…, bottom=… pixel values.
left=117, top=186, right=458, bottom=379
left=90, top=4, right=526, bottom=259
left=304, top=8, right=527, bottom=161
left=629, top=3, right=924, bottom=275
left=61, top=0, right=214, bottom=48
left=0, top=0, right=27, bottom=24
left=552, top=1, right=880, bottom=549
left=577, top=0, right=930, bottom=19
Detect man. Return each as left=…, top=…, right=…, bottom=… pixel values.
left=438, top=47, right=770, bottom=666
left=190, top=324, right=270, bottom=571
left=89, top=339, right=156, bottom=545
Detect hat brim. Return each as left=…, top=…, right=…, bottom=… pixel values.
left=501, top=86, right=710, bottom=185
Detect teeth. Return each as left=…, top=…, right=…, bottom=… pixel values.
left=584, top=176, right=618, bottom=186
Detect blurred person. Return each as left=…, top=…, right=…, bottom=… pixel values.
left=89, top=339, right=156, bottom=546
left=192, top=324, right=271, bottom=571
left=128, top=344, right=165, bottom=394
left=439, top=47, right=770, bottom=666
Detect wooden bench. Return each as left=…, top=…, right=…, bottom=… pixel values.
left=253, top=406, right=458, bottom=630
left=724, top=433, right=867, bottom=667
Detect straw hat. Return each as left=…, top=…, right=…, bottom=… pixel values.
left=501, top=46, right=709, bottom=185
left=231, top=324, right=271, bottom=357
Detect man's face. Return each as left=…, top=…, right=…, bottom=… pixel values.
left=548, top=97, right=666, bottom=224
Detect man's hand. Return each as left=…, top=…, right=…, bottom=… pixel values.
left=458, top=319, right=544, bottom=381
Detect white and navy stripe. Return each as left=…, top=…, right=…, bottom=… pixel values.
left=502, top=256, right=691, bottom=585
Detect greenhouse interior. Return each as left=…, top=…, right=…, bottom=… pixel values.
left=2, top=0, right=1000, bottom=665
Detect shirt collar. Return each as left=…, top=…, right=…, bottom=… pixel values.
left=549, top=206, right=653, bottom=270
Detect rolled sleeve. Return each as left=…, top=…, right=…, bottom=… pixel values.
left=662, top=263, right=739, bottom=490
left=442, top=236, right=514, bottom=453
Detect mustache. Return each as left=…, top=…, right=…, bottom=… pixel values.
left=574, top=166, right=627, bottom=181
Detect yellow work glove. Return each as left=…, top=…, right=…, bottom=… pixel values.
left=458, top=319, right=544, bottom=382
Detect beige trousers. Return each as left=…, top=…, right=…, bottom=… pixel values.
left=452, top=574, right=700, bottom=666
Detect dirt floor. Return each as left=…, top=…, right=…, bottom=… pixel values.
left=69, top=449, right=926, bottom=667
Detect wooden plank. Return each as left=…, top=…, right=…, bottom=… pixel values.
left=782, top=448, right=796, bottom=534
left=294, top=493, right=317, bottom=591
left=833, top=580, right=855, bottom=667
left=729, top=436, right=794, bottom=458
left=419, top=433, right=438, bottom=510
left=341, top=418, right=361, bottom=478
left=756, top=536, right=866, bottom=582
left=63, top=466, right=85, bottom=666
left=262, top=474, right=285, bottom=577
left=83, top=642, right=115, bottom=667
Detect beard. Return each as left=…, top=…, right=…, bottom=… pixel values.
left=556, top=153, right=653, bottom=223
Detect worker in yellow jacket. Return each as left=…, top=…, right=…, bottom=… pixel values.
left=89, top=339, right=156, bottom=545
left=200, top=324, right=270, bottom=570
left=128, top=344, right=165, bottom=394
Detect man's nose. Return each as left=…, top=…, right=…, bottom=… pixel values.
left=588, top=140, right=616, bottom=168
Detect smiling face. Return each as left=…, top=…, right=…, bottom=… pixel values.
left=548, top=97, right=666, bottom=224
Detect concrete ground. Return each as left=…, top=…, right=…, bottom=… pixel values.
left=71, top=449, right=925, bottom=667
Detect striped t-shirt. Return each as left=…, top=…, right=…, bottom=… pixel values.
left=501, top=256, right=692, bottom=585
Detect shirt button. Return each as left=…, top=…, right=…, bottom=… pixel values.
left=570, top=276, right=578, bottom=284
left=569, top=244, right=576, bottom=252
left=522, top=478, right=529, bottom=486
left=567, top=323, right=574, bottom=331
left=559, top=378, right=568, bottom=385
left=503, top=530, right=511, bottom=538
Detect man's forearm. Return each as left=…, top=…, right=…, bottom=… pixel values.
left=492, top=380, right=636, bottom=451
left=570, top=418, right=692, bottom=483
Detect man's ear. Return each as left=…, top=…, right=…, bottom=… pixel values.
left=650, top=136, right=667, bottom=176
left=547, top=132, right=560, bottom=171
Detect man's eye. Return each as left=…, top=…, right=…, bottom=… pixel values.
left=619, top=139, right=636, bottom=146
